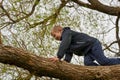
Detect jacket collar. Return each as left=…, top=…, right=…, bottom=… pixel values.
left=60, top=27, right=70, bottom=40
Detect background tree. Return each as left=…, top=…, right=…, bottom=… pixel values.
left=0, top=0, right=119, bottom=80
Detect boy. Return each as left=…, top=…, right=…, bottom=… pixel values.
left=50, top=25, right=120, bottom=66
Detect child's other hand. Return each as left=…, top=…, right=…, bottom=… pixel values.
left=49, top=57, right=60, bottom=62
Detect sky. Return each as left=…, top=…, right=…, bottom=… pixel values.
left=0, top=0, right=120, bottom=79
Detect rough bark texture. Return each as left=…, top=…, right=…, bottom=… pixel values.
left=71, top=0, right=120, bottom=16
left=0, top=45, right=120, bottom=80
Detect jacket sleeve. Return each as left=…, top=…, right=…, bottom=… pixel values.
left=64, top=52, right=73, bottom=62
left=57, top=31, right=72, bottom=59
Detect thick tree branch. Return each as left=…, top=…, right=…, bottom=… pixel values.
left=0, top=45, right=120, bottom=80
left=72, top=0, right=120, bottom=16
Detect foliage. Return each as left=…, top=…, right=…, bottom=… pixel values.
left=0, top=0, right=119, bottom=80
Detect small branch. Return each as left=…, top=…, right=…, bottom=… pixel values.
left=0, top=31, right=2, bottom=44
left=103, top=41, right=118, bottom=50
left=1, top=5, right=16, bottom=22
left=0, top=0, right=40, bottom=23
left=115, top=13, right=120, bottom=52
left=103, top=42, right=119, bottom=54
left=71, top=0, right=91, bottom=8
left=14, top=0, right=40, bottom=23
left=29, top=0, right=69, bottom=28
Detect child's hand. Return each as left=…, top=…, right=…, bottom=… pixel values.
left=49, top=57, right=60, bottom=62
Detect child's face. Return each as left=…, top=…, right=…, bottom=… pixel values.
left=51, top=31, right=62, bottom=41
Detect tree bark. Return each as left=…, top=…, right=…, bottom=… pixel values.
left=0, top=45, right=120, bottom=80
left=72, top=0, right=120, bottom=16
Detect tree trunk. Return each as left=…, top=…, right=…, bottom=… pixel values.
left=0, top=45, right=120, bottom=80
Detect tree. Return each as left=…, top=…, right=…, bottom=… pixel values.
left=0, top=0, right=120, bottom=80
left=0, top=45, right=120, bottom=80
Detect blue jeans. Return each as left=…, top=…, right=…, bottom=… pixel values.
left=84, top=40, right=120, bottom=66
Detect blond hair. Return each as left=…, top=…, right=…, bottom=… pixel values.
left=51, top=25, right=63, bottom=35
left=52, top=25, right=62, bottom=31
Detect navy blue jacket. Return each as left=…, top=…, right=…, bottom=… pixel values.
left=57, top=27, right=97, bottom=62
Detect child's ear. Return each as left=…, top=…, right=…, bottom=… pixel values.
left=59, top=30, right=62, bottom=34
left=59, top=29, right=63, bottom=32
